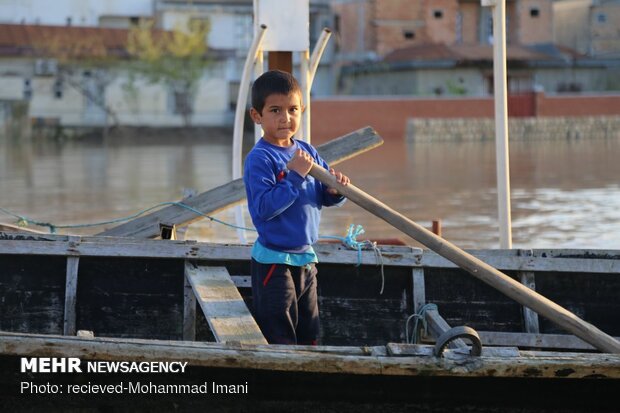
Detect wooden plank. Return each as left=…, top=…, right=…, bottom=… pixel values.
left=1, top=331, right=619, bottom=379
left=520, top=271, right=540, bottom=334
left=420, top=250, right=620, bottom=274
left=183, top=260, right=197, bottom=341
left=424, top=309, right=468, bottom=348
left=0, top=236, right=420, bottom=267
left=231, top=275, right=252, bottom=288
left=63, top=236, right=80, bottom=336
left=386, top=343, right=520, bottom=358
left=479, top=331, right=620, bottom=351
left=185, top=263, right=267, bottom=345
left=4, top=232, right=620, bottom=274
left=96, top=127, right=384, bottom=238
left=0, top=222, right=46, bottom=234
left=412, top=268, right=426, bottom=314
left=309, top=163, right=620, bottom=353
left=518, top=249, right=540, bottom=334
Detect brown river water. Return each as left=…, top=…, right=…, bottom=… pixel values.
left=1, top=129, right=619, bottom=250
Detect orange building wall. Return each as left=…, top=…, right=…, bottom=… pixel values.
left=310, top=94, right=620, bottom=141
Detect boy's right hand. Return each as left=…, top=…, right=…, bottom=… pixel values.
left=286, top=149, right=313, bottom=177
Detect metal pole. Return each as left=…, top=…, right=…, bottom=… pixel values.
left=254, top=49, right=264, bottom=143
left=309, top=28, right=332, bottom=87
left=300, top=49, right=311, bottom=143
left=231, top=24, right=267, bottom=243
left=483, top=0, right=512, bottom=249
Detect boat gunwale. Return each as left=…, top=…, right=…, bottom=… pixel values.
left=1, top=231, right=620, bottom=273
left=1, top=330, right=619, bottom=379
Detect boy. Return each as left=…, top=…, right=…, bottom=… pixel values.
left=243, top=70, right=350, bottom=345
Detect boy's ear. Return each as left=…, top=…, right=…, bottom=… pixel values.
left=301, top=104, right=306, bottom=113
left=249, top=107, right=262, bottom=124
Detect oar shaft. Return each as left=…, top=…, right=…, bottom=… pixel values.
left=310, top=164, right=620, bottom=353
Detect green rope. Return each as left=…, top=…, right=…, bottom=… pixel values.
left=0, top=203, right=257, bottom=234
left=405, top=303, right=438, bottom=344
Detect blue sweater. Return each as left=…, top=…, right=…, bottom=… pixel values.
left=243, top=138, right=345, bottom=252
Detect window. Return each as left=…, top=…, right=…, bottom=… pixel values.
left=53, top=79, right=63, bottom=99
left=433, top=10, right=443, bottom=19
left=403, top=30, right=415, bottom=40
left=597, top=13, right=607, bottom=23
left=23, top=79, right=32, bottom=100
left=456, top=11, right=463, bottom=44
left=530, top=8, right=540, bottom=18
left=173, top=91, right=192, bottom=115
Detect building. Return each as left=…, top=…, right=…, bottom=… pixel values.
left=0, top=23, right=231, bottom=128
left=332, top=0, right=620, bottom=95
left=0, top=0, right=335, bottom=129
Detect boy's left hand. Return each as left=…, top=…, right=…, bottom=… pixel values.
left=326, top=168, right=350, bottom=195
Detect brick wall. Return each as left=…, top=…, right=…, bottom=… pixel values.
left=310, top=93, right=620, bottom=141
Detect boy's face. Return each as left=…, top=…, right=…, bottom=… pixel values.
left=250, top=92, right=303, bottom=146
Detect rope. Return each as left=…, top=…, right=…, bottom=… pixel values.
left=405, top=303, right=438, bottom=344
left=320, top=224, right=386, bottom=294
left=0, top=203, right=257, bottom=234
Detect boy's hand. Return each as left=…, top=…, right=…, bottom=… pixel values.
left=287, top=149, right=313, bottom=177
left=326, top=168, right=350, bottom=195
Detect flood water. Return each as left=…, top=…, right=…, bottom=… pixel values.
left=1, top=128, right=619, bottom=250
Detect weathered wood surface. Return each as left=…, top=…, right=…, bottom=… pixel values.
left=182, top=260, right=197, bottom=341
left=479, top=331, right=620, bottom=351
left=63, top=236, right=80, bottom=336
left=185, top=264, right=267, bottom=345
left=0, top=222, right=46, bottom=234
left=4, top=232, right=620, bottom=274
left=420, top=249, right=620, bottom=274
left=520, top=271, right=540, bottom=334
left=0, top=233, right=419, bottom=266
left=424, top=309, right=468, bottom=348
left=309, top=163, right=620, bottom=353
left=386, top=343, right=520, bottom=358
left=1, top=331, right=619, bottom=379
left=95, top=127, right=384, bottom=239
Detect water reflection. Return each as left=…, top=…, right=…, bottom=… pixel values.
left=1, top=130, right=619, bottom=249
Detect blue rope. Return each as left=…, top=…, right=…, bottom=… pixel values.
left=405, top=303, right=438, bottom=344
left=320, top=224, right=386, bottom=294
left=320, top=224, right=376, bottom=266
left=0, top=203, right=257, bottom=234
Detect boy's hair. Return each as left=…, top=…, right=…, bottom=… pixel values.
left=251, top=70, right=302, bottom=114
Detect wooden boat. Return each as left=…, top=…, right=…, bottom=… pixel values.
left=1, top=128, right=618, bottom=411
left=1, top=231, right=618, bottom=412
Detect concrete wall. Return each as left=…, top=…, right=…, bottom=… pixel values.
left=407, top=116, right=620, bottom=142
left=553, top=0, right=591, bottom=54
left=517, top=0, right=554, bottom=44
left=424, top=0, right=458, bottom=45
left=0, top=0, right=152, bottom=26
left=590, top=1, right=620, bottom=57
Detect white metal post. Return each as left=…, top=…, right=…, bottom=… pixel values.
left=300, top=49, right=311, bottom=143
left=482, top=0, right=512, bottom=249
left=309, top=28, right=332, bottom=88
left=254, top=49, right=264, bottom=143
left=231, top=24, right=267, bottom=243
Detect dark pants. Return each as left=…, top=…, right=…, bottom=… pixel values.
left=251, top=259, right=319, bottom=345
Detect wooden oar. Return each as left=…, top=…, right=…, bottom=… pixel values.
left=309, top=164, right=620, bottom=354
